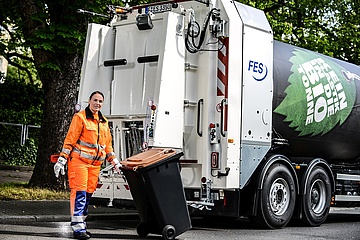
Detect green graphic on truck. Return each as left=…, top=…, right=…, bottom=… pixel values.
left=274, top=49, right=356, bottom=136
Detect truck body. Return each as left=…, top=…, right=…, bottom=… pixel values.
left=79, top=0, right=360, bottom=228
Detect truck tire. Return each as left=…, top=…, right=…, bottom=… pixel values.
left=301, top=166, right=331, bottom=226
left=252, top=163, right=296, bottom=229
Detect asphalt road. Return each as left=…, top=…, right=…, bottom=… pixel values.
left=0, top=209, right=359, bottom=240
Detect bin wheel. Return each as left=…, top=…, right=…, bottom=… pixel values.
left=136, top=222, right=150, bottom=237
left=162, top=225, right=176, bottom=240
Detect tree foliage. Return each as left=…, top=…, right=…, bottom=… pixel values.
left=242, top=0, right=360, bottom=65
left=0, top=75, right=43, bottom=124
left=0, top=75, right=43, bottom=167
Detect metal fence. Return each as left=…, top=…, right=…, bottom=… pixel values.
left=0, top=122, right=41, bottom=145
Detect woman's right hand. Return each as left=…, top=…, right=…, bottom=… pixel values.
left=111, top=158, right=122, bottom=174
left=54, top=156, right=67, bottom=178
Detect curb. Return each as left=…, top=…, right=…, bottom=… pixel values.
left=0, top=215, right=68, bottom=223
left=0, top=213, right=139, bottom=223
left=87, top=213, right=140, bottom=221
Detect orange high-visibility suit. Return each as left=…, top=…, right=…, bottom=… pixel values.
left=60, top=106, right=116, bottom=233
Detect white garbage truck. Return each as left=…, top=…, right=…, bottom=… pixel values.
left=78, top=0, right=360, bottom=229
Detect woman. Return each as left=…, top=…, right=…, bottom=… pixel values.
left=54, top=91, right=121, bottom=240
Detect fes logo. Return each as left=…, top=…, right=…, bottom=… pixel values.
left=248, top=60, right=268, bottom=81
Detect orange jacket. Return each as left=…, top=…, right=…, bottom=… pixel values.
left=60, top=107, right=116, bottom=166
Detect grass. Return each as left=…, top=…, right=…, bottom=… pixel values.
left=0, top=182, right=70, bottom=201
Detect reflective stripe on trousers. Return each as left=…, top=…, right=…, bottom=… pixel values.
left=68, top=157, right=100, bottom=233
left=70, top=191, right=93, bottom=233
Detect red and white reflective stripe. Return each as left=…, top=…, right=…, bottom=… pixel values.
left=217, top=38, right=229, bottom=131
left=96, top=183, right=130, bottom=191
left=96, top=183, right=110, bottom=189
left=217, top=38, right=229, bottom=97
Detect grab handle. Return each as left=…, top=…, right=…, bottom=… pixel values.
left=197, top=99, right=204, bottom=137
left=220, top=98, right=226, bottom=137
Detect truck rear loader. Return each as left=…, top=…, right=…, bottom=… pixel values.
left=78, top=0, right=360, bottom=229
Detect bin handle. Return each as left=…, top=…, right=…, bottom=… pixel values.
left=197, top=99, right=203, bottom=137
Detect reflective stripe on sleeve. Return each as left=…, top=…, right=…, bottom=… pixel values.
left=106, top=152, right=115, bottom=158
left=62, top=148, right=71, bottom=155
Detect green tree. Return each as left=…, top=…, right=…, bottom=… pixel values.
left=0, top=0, right=126, bottom=189
left=0, top=75, right=43, bottom=167
left=242, top=0, right=360, bottom=65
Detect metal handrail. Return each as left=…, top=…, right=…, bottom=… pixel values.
left=0, top=122, right=40, bottom=145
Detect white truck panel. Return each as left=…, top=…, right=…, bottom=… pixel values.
left=241, top=25, right=272, bottom=145
left=237, top=2, right=273, bottom=188
left=153, top=12, right=186, bottom=148
left=79, top=24, right=114, bottom=114
left=235, top=1, right=272, bottom=33
left=111, top=20, right=161, bottom=115
left=220, top=0, right=244, bottom=189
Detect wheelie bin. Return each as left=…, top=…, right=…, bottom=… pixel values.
left=121, top=148, right=191, bottom=240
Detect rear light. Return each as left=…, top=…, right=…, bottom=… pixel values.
left=201, top=177, right=207, bottom=183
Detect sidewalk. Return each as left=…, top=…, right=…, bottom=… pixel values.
left=0, top=164, right=33, bottom=184
left=0, top=165, right=139, bottom=223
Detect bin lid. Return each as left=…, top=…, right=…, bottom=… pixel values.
left=121, top=148, right=178, bottom=171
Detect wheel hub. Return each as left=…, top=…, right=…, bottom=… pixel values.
left=310, top=179, right=326, bottom=214
left=269, top=178, right=290, bottom=216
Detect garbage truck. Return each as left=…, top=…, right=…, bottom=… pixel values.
left=78, top=0, right=360, bottom=229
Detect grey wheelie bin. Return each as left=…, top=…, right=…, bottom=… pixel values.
left=121, top=148, right=191, bottom=240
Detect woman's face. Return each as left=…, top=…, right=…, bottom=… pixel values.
left=89, top=93, right=104, bottom=114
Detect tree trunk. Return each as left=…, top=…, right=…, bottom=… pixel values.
left=17, top=0, right=88, bottom=189
left=28, top=54, right=82, bottom=189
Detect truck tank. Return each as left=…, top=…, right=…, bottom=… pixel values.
left=272, top=40, right=360, bottom=163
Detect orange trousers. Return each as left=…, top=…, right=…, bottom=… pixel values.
left=67, top=157, right=101, bottom=232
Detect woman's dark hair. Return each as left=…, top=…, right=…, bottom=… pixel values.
left=89, top=91, right=104, bottom=100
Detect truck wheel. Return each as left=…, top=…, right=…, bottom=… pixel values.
left=302, top=166, right=331, bottom=226
left=252, top=163, right=296, bottom=229
left=162, top=225, right=176, bottom=240
left=136, top=222, right=150, bottom=237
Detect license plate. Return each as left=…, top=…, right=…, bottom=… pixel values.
left=147, top=3, right=172, bottom=14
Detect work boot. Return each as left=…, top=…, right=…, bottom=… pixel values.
left=73, top=231, right=91, bottom=239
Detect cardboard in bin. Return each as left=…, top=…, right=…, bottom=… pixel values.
left=121, top=148, right=177, bottom=171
